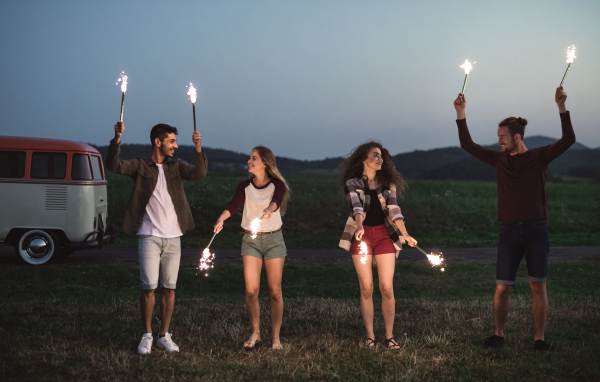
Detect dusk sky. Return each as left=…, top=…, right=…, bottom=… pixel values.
left=1, top=1, right=598, bottom=160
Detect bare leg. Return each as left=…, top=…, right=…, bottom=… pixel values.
left=265, top=257, right=285, bottom=349
left=493, top=284, right=513, bottom=337
left=159, top=288, right=175, bottom=335
left=529, top=281, right=547, bottom=341
left=352, top=255, right=375, bottom=341
left=140, top=289, right=155, bottom=333
left=243, top=255, right=263, bottom=347
left=375, top=253, right=397, bottom=341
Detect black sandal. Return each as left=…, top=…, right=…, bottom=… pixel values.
left=365, top=338, right=376, bottom=348
left=384, top=337, right=400, bottom=350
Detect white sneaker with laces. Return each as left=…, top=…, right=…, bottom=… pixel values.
left=157, top=332, right=180, bottom=353
left=137, top=333, right=153, bottom=355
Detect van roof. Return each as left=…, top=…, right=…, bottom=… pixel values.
left=0, top=136, right=100, bottom=154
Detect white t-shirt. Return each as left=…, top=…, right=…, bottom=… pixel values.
left=137, top=163, right=183, bottom=238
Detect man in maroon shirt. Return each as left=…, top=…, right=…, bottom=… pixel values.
left=453, top=87, right=575, bottom=352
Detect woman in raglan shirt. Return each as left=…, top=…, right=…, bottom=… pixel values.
left=214, top=146, right=290, bottom=350
left=339, top=141, right=417, bottom=350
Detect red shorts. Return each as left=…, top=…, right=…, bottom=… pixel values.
left=349, top=224, right=396, bottom=256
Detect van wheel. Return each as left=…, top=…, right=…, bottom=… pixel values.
left=14, top=230, right=61, bottom=265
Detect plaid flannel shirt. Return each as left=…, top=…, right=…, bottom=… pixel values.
left=339, top=176, right=405, bottom=254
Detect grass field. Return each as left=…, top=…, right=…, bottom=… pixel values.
left=2, top=260, right=599, bottom=381
left=105, top=172, right=600, bottom=249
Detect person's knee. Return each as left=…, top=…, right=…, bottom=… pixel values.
left=246, top=287, right=260, bottom=300
left=360, top=284, right=374, bottom=298
left=495, top=284, right=513, bottom=298
left=141, top=289, right=155, bottom=298
left=161, top=288, right=175, bottom=298
left=379, top=283, right=394, bottom=299
left=529, top=281, right=546, bottom=296
left=268, top=286, right=282, bottom=302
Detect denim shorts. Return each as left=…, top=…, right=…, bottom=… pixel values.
left=497, top=220, right=549, bottom=285
left=241, top=230, right=287, bottom=261
left=138, top=235, right=181, bottom=290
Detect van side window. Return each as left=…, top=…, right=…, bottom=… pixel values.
left=91, top=155, right=104, bottom=180
left=0, top=151, right=26, bottom=178
left=31, top=152, right=67, bottom=179
left=72, top=154, right=93, bottom=180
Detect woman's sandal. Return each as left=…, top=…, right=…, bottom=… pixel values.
left=384, top=337, right=400, bottom=350
left=272, top=337, right=283, bottom=350
left=243, top=333, right=261, bottom=349
left=365, top=338, right=376, bottom=348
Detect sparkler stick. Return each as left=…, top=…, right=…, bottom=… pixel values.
left=187, top=83, right=197, bottom=131
left=459, top=59, right=474, bottom=94
left=116, top=72, right=128, bottom=121
left=198, top=232, right=218, bottom=277
left=559, top=45, right=576, bottom=87
left=359, top=241, right=368, bottom=265
left=206, top=231, right=218, bottom=249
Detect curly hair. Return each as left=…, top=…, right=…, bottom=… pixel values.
left=340, top=141, right=406, bottom=196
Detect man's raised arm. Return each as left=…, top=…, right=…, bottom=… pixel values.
left=106, top=121, right=138, bottom=177
left=454, top=93, right=499, bottom=166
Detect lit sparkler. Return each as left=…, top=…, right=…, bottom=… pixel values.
left=187, top=83, right=198, bottom=131
left=459, top=59, right=474, bottom=94
left=414, top=245, right=445, bottom=271
left=198, top=231, right=218, bottom=277
left=198, top=248, right=215, bottom=277
left=559, top=45, right=576, bottom=87
left=359, top=241, right=368, bottom=265
left=249, top=215, right=265, bottom=239
left=116, top=72, right=128, bottom=121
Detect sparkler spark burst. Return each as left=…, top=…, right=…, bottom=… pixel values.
left=198, top=248, right=215, bottom=277
left=187, top=83, right=197, bottom=104
left=250, top=218, right=262, bottom=239
left=566, top=45, right=576, bottom=64
left=426, top=252, right=444, bottom=267
left=359, top=241, right=368, bottom=265
left=460, top=59, right=474, bottom=74
left=116, top=71, right=128, bottom=93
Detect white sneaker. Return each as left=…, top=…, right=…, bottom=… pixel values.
left=137, top=333, right=153, bottom=355
left=157, top=332, right=180, bottom=353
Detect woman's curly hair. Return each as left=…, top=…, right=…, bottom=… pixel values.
left=340, top=140, right=406, bottom=196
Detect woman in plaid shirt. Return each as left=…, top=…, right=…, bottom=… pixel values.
left=339, top=141, right=418, bottom=350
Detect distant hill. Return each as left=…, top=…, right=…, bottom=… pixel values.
left=93, top=135, right=600, bottom=182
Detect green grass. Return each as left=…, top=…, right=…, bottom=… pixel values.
left=106, top=172, right=600, bottom=248
left=1, top=260, right=599, bottom=381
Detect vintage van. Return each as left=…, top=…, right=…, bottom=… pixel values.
left=0, top=136, right=113, bottom=265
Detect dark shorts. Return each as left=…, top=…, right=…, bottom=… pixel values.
left=350, top=224, right=396, bottom=256
left=497, top=220, right=549, bottom=285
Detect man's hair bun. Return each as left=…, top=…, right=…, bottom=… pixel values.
left=517, top=117, right=528, bottom=127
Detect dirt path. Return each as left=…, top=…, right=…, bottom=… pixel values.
left=1, top=245, right=599, bottom=266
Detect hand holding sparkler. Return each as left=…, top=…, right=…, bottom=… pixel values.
left=192, top=130, right=202, bottom=152
left=555, top=87, right=567, bottom=113
left=454, top=93, right=466, bottom=120
left=113, top=121, right=125, bottom=143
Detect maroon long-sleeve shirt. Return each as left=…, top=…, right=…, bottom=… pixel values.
left=456, top=112, right=576, bottom=222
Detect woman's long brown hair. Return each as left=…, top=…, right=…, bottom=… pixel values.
left=251, top=146, right=291, bottom=215
left=340, top=141, right=406, bottom=196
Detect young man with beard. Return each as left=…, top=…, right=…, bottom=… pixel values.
left=453, top=87, right=575, bottom=351
left=107, top=121, right=207, bottom=355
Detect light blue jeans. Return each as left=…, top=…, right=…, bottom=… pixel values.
left=138, top=235, right=181, bottom=290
